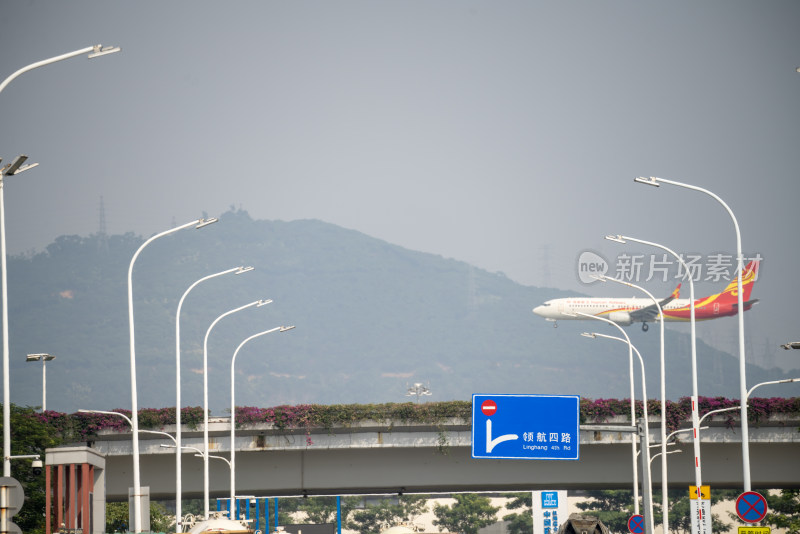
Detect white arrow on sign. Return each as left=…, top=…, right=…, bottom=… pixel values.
left=486, top=419, right=519, bottom=453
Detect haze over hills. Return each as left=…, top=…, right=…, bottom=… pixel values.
left=7, top=209, right=799, bottom=415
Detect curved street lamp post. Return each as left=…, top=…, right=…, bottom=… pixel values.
left=1, top=157, right=39, bottom=476
left=570, top=311, right=639, bottom=514
left=606, top=234, right=704, bottom=490
left=580, top=326, right=654, bottom=534
left=229, top=326, right=295, bottom=518
left=128, top=217, right=217, bottom=533
left=634, top=176, right=751, bottom=491
left=1, top=44, right=120, bottom=478
left=594, top=274, right=669, bottom=534
left=201, top=300, right=272, bottom=519
left=174, top=266, right=253, bottom=530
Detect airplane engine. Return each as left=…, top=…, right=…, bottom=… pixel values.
left=607, top=311, right=633, bottom=326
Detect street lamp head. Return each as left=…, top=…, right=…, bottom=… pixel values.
left=279, top=326, right=295, bottom=332
left=634, top=176, right=660, bottom=187
left=195, top=217, right=219, bottom=229
left=591, top=274, right=607, bottom=282
left=256, top=299, right=273, bottom=307
left=605, top=234, right=626, bottom=244
left=580, top=332, right=597, bottom=339
left=88, top=45, right=122, bottom=59
left=26, top=353, right=55, bottom=362
left=4, top=155, right=27, bottom=175
left=2, top=155, right=39, bottom=177
left=235, top=266, right=254, bottom=275
left=780, top=342, right=800, bottom=350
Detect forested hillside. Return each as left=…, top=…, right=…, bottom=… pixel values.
left=6, top=209, right=798, bottom=414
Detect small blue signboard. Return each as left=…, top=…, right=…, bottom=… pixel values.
left=471, top=394, right=580, bottom=460
left=627, top=515, right=645, bottom=534
left=736, top=492, right=768, bottom=523
left=542, top=491, right=560, bottom=508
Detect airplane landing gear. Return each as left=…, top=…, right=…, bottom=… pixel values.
left=642, top=322, right=649, bottom=332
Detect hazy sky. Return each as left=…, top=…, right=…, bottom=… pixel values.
left=1, top=2, right=798, bottom=368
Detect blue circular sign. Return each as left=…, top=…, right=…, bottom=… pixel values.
left=736, top=491, right=768, bottom=523
left=628, top=514, right=645, bottom=534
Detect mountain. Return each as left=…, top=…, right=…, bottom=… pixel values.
left=6, top=209, right=799, bottom=414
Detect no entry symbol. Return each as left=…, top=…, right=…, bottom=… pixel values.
left=481, top=399, right=497, bottom=417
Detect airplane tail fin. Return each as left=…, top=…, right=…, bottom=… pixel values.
left=670, top=283, right=681, bottom=300
left=716, top=260, right=760, bottom=303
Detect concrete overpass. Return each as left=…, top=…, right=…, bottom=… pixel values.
left=64, top=414, right=800, bottom=501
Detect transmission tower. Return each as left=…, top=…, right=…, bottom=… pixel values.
left=97, top=196, right=109, bottom=252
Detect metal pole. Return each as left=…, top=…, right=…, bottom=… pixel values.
left=128, top=219, right=205, bottom=533
left=337, top=495, right=342, bottom=534
left=230, top=327, right=283, bottom=517
left=41, top=358, right=47, bottom=412
left=202, top=300, right=266, bottom=519
left=637, top=418, right=654, bottom=534
left=1, top=179, right=8, bottom=478
left=636, top=176, right=750, bottom=491
left=596, top=275, right=668, bottom=533
left=611, top=235, right=702, bottom=489
left=1, top=43, right=119, bottom=479
left=175, top=267, right=248, bottom=531
left=578, top=321, right=652, bottom=532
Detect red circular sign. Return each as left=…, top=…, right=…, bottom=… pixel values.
left=627, top=515, right=645, bottom=534
left=481, top=399, right=497, bottom=417
left=736, top=491, right=768, bottom=523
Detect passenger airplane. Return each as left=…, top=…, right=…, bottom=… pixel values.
left=532, top=260, right=759, bottom=331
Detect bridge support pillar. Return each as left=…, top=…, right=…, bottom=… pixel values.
left=45, top=446, right=106, bottom=534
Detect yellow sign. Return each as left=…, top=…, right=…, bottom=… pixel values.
left=690, top=485, right=711, bottom=500
left=738, top=527, right=770, bottom=534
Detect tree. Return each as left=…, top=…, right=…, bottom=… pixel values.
left=502, top=492, right=532, bottom=534
left=764, top=489, right=800, bottom=534
left=1, top=405, right=64, bottom=534
left=261, top=497, right=303, bottom=527
left=347, top=495, right=429, bottom=534
left=105, top=501, right=173, bottom=533
left=432, top=494, right=499, bottom=534
left=575, top=490, right=636, bottom=534
left=298, top=496, right=361, bottom=524
left=666, top=488, right=735, bottom=534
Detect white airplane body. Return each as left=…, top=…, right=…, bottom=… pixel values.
left=533, top=261, right=759, bottom=331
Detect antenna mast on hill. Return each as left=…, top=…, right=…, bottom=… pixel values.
left=98, top=196, right=107, bottom=236
left=97, top=196, right=109, bottom=252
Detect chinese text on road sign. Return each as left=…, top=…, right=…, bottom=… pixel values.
left=472, top=394, right=580, bottom=460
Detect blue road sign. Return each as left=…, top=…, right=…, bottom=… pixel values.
left=541, top=491, right=560, bottom=508
left=736, top=492, right=768, bottom=523
left=628, top=515, right=645, bottom=534
left=472, top=394, right=580, bottom=460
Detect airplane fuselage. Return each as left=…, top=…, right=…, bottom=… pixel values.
left=533, top=296, right=754, bottom=325
left=533, top=260, right=759, bottom=329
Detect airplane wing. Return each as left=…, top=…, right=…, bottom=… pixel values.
left=629, top=284, right=681, bottom=323
left=732, top=299, right=759, bottom=309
